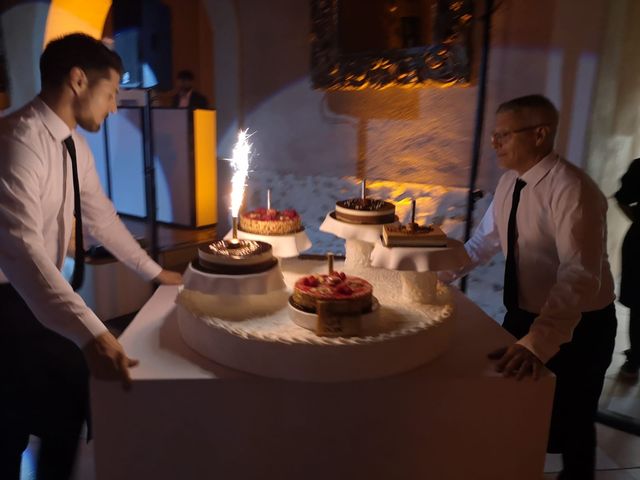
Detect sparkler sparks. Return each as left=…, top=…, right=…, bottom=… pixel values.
left=230, top=129, right=252, bottom=219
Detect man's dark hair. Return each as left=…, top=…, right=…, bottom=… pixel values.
left=40, top=33, right=123, bottom=88
left=176, top=69, right=195, bottom=81
left=497, top=94, right=559, bottom=124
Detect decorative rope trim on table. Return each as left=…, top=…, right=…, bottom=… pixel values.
left=176, top=285, right=454, bottom=347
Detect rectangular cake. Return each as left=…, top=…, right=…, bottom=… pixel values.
left=382, top=223, right=448, bottom=248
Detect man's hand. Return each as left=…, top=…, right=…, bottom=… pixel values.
left=83, top=331, right=139, bottom=390
left=488, top=343, right=544, bottom=380
left=154, top=269, right=183, bottom=285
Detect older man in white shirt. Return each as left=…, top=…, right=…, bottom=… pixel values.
left=445, top=95, right=616, bottom=480
left=0, top=34, right=182, bottom=479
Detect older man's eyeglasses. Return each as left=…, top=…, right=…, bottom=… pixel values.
left=491, top=124, right=549, bottom=144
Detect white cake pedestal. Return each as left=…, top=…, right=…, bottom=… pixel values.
left=180, top=261, right=288, bottom=319
left=319, top=211, right=395, bottom=268
left=183, top=261, right=286, bottom=296
left=223, top=228, right=311, bottom=258
left=370, top=238, right=470, bottom=304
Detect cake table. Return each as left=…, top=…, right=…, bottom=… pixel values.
left=90, top=259, right=555, bottom=480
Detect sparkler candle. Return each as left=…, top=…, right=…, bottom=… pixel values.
left=361, top=178, right=367, bottom=199
left=229, top=129, right=252, bottom=241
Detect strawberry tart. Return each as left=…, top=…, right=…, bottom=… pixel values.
left=291, top=271, right=373, bottom=314
left=239, top=208, right=302, bottom=235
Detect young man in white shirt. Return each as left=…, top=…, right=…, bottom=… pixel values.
left=445, top=95, right=616, bottom=480
left=0, top=34, right=182, bottom=479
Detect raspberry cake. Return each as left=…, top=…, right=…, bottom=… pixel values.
left=239, top=208, right=302, bottom=235
left=291, top=271, right=373, bottom=313
left=335, top=198, right=395, bottom=224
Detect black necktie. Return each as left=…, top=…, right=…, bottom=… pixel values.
left=63, top=136, right=84, bottom=291
left=503, top=178, right=526, bottom=310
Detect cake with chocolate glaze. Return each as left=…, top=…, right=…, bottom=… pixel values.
left=291, top=271, right=373, bottom=313
left=239, top=208, right=302, bottom=235
left=197, top=239, right=276, bottom=274
left=335, top=198, right=395, bottom=224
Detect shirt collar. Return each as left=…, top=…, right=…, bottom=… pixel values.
left=519, top=151, right=558, bottom=187
left=33, top=96, right=73, bottom=143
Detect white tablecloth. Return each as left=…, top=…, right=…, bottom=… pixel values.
left=91, top=260, right=555, bottom=480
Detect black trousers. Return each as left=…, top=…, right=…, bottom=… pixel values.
left=503, top=304, right=617, bottom=480
left=0, top=284, right=89, bottom=480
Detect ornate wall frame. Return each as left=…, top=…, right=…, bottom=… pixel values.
left=310, top=0, right=473, bottom=90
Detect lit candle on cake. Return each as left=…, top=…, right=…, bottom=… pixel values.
left=361, top=178, right=367, bottom=200
left=230, top=129, right=252, bottom=243
left=411, top=199, right=416, bottom=224
left=327, top=252, right=334, bottom=274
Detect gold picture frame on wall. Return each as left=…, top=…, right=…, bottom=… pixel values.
left=310, top=0, right=473, bottom=90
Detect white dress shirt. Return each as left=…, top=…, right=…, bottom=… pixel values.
left=463, top=152, right=615, bottom=362
left=0, top=97, right=162, bottom=348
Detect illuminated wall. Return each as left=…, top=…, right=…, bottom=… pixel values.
left=208, top=0, right=608, bottom=189
left=43, top=0, right=111, bottom=46
left=0, top=0, right=111, bottom=112
left=206, top=0, right=609, bottom=235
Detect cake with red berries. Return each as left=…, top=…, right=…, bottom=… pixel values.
left=335, top=198, right=395, bottom=224
left=291, top=271, right=373, bottom=314
left=239, top=208, right=302, bottom=235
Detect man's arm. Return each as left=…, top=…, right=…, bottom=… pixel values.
left=76, top=136, right=181, bottom=284
left=0, top=139, right=137, bottom=388
left=439, top=199, right=501, bottom=283
left=0, top=139, right=108, bottom=345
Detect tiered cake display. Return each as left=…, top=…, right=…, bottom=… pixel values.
left=177, top=145, right=462, bottom=381
left=371, top=200, right=470, bottom=304
left=177, top=251, right=454, bottom=382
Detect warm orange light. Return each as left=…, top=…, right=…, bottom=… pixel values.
left=194, top=109, right=218, bottom=226
left=43, top=0, right=112, bottom=47
left=344, top=177, right=448, bottom=223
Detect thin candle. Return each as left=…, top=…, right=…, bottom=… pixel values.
left=411, top=199, right=416, bottom=224
left=267, top=188, right=271, bottom=210
left=361, top=178, right=367, bottom=199
left=327, top=252, right=334, bottom=274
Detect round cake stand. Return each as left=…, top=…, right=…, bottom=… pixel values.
left=183, top=261, right=286, bottom=296
left=319, top=211, right=396, bottom=269
left=224, top=228, right=312, bottom=258
left=370, top=238, right=470, bottom=304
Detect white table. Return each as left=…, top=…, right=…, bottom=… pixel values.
left=91, top=261, right=555, bottom=480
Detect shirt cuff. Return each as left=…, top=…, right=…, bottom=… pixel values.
left=138, top=258, right=163, bottom=282
left=68, top=311, right=109, bottom=348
